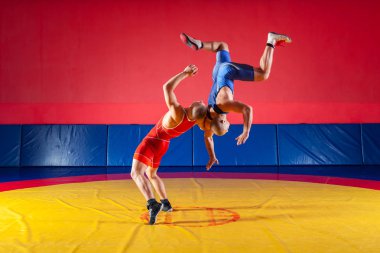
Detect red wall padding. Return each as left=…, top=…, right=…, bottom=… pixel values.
left=1, top=0, right=380, bottom=124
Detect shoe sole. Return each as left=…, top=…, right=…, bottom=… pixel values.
left=149, top=204, right=163, bottom=225
left=180, top=33, right=199, bottom=50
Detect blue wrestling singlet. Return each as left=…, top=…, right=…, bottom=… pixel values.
left=207, top=50, right=254, bottom=114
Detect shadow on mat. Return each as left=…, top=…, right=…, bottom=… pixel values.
left=142, top=205, right=327, bottom=227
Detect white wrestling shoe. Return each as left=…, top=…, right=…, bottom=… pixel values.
left=180, top=33, right=203, bottom=50
left=267, top=32, right=292, bottom=47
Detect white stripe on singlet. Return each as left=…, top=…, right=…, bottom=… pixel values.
left=146, top=136, right=170, bottom=142
left=134, top=153, right=153, bottom=163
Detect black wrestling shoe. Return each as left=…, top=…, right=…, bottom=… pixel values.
left=162, top=202, right=173, bottom=212
left=148, top=202, right=163, bottom=225
left=180, top=33, right=203, bottom=50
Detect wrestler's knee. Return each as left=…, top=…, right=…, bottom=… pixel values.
left=130, top=168, right=139, bottom=180
left=218, top=42, right=229, bottom=51
left=130, top=160, right=145, bottom=180
left=263, top=71, right=270, bottom=80
left=146, top=168, right=158, bottom=180
left=254, top=69, right=270, bottom=81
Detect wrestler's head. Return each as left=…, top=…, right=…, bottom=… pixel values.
left=190, top=101, right=207, bottom=120
left=211, top=114, right=230, bottom=136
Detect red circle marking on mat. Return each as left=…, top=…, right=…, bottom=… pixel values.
left=140, top=206, right=240, bottom=227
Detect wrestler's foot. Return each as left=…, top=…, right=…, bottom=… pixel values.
left=148, top=202, right=163, bottom=225
left=180, top=33, right=203, bottom=50
left=161, top=199, right=173, bottom=212
left=267, top=32, right=292, bottom=48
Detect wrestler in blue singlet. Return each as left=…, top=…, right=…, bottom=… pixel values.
left=208, top=50, right=255, bottom=114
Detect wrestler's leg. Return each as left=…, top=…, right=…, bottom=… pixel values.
left=180, top=33, right=229, bottom=52
left=146, top=166, right=167, bottom=200
left=202, top=41, right=229, bottom=52
left=254, top=32, right=292, bottom=81
left=146, top=166, right=173, bottom=212
left=130, top=159, right=155, bottom=200
left=254, top=45, right=274, bottom=81
left=131, top=159, right=163, bottom=224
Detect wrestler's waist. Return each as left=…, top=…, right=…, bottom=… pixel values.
left=146, top=128, right=183, bottom=141
left=144, top=134, right=171, bottom=143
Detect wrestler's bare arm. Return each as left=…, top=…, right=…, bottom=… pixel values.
left=218, top=100, right=253, bottom=145
left=204, top=130, right=219, bottom=170
left=163, top=65, right=198, bottom=122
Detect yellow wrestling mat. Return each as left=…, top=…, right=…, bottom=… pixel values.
left=1, top=178, right=380, bottom=253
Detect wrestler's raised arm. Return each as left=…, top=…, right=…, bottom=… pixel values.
left=162, top=64, right=198, bottom=122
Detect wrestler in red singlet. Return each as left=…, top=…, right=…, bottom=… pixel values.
left=133, top=109, right=195, bottom=168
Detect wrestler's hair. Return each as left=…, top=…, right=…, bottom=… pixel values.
left=211, top=117, right=230, bottom=136
left=190, top=102, right=207, bottom=120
